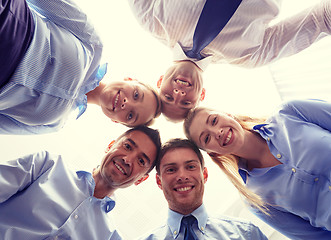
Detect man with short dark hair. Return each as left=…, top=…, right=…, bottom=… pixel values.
left=138, top=138, right=268, bottom=239
left=0, top=125, right=161, bottom=239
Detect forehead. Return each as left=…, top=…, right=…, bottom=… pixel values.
left=160, top=147, right=200, bottom=166
left=119, top=130, right=157, bottom=162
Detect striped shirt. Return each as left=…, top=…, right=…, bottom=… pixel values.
left=0, top=0, right=105, bottom=135
left=128, top=0, right=331, bottom=68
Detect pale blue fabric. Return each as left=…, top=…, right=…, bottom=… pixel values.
left=239, top=99, right=331, bottom=239
left=0, top=0, right=106, bottom=135
left=0, top=151, right=122, bottom=240
left=137, top=204, right=268, bottom=239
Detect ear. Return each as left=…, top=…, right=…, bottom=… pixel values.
left=105, top=140, right=115, bottom=153
left=203, top=167, right=208, bottom=183
left=134, top=174, right=149, bottom=186
left=200, top=88, right=206, bottom=101
left=157, top=75, right=163, bottom=89
left=124, top=77, right=133, bottom=81
left=156, top=174, right=163, bottom=190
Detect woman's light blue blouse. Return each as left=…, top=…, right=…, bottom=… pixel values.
left=239, top=99, right=331, bottom=239
left=0, top=0, right=106, bottom=135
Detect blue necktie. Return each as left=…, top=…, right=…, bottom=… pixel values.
left=182, top=215, right=199, bottom=240
left=185, top=0, right=242, bottom=60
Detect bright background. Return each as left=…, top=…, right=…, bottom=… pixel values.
left=1, top=0, right=331, bottom=239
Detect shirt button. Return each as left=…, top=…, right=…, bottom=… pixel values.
left=201, top=226, right=204, bottom=231
left=74, top=214, right=78, bottom=219
left=276, top=154, right=282, bottom=159
left=314, top=178, right=319, bottom=182
left=329, top=186, right=331, bottom=191
left=174, top=231, right=177, bottom=235
left=291, top=168, right=296, bottom=173
left=267, top=137, right=270, bottom=141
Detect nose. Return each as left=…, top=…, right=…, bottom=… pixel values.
left=121, top=97, right=129, bottom=110
left=173, top=89, right=186, bottom=104
left=176, top=168, right=189, bottom=181
left=216, top=128, right=224, bottom=140
left=122, top=155, right=133, bottom=166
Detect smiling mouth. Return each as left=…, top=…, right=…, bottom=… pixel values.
left=114, top=162, right=127, bottom=175
left=175, top=186, right=194, bottom=192
left=223, top=129, right=233, bottom=146
left=112, top=91, right=120, bottom=111
left=175, top=77, right=192, bottom=87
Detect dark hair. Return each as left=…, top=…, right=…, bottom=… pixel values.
left=119, top=125, right=161, bottom=173
left=155, top=138, right=204, bottom=174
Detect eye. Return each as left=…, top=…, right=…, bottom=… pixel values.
left=165, top=167, right=176, bottom=173
left=124, top=143, right=132, bottom=151
left=211, top=116, right=217, bottom=126
left=133, top=89, right=139, bottom=100
left=204, top=134, right=210, bottom=145
left=138, top=158, right=145, bottom=167
left=164, top=94, right=173, bottom=101
left=187, top=164, right=196, bottom=170
left=127, top=112, right=134, bottom=121
left=181, top=101, right=191, bottom=106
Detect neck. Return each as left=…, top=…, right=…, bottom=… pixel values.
left=235, top=130, right=272, bottom=170
left=92, top=170, right=116, bottom=199
left=86, top=82, right=105, bottom=105
left=171, top=203, right=202, bottom=216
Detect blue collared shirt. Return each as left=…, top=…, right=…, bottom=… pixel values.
left=0, top=0, right=106, bottom=135
left=239, top=99, right=331, bottom=239
left=137, top=204, right=267, bottom=239
left=0, top=151, right=122, bottom=240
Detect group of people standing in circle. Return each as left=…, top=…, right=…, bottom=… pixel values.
left=1, top=0, right=331, bottom=239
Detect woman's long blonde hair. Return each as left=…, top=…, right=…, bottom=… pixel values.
left=184, top=107, right=269, bottom=214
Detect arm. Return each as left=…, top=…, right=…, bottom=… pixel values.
left=279, top=99, right=331, bottom=132
left=26, top=0, right=101, bottom=45
left=0, top=151, right=55, bottom=202
left=252, top=0, right=331, bottom=66
left=251, top=205, right=331, bottom=240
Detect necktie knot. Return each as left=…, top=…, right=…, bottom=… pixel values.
left=181, top=215, right=198, bottom=240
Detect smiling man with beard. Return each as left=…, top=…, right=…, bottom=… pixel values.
left=137, top=138, right=267, bottom=240
left=0, top=125, right=161, bottom=240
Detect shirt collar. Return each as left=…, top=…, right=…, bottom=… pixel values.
left=167, top=204, right=208, bottom=239
left=76, top=171, right=115, bottom=213
left=172, top=43, right=212, bottom=71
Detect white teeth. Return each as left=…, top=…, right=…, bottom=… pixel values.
left=177, top=186, right=192, bottom=192
left=224, top=130, right=232, bottom=145
left=114, top=163, right=125, bottom=175
left=114, top=93, right=119, bottom=109
left=175, top=79, right=189, bottom=86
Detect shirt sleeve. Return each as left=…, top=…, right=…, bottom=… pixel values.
left=251, top=205, right=331, bottom=240
left=280, top=99, right=331, bottom=132
left=26, top=0, right=102, bottom=46
left=0, top=114, right=62, bottom=135
left=0, top=151, right=55, bottom=203
left=252, top=0, right=331, bottom=67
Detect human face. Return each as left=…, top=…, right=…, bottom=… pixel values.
left=160, top=61, right=203, bottom=120
left=99, top=130, right=157, bottom=189
left=100, top=80, right=157, bottom=126
left=156, top=148, right=208, bottom=215
left=189, top=109, right=245, bottom=155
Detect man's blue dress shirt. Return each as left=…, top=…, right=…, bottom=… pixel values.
left=0, top=0, right=105, bottom=135
left=0, top=151, right=122, bottom=239
left=239, top=99, right=331, bottom=239
left=137, top=204, right=268, bottom=239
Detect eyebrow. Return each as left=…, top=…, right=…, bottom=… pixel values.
left=128, top=138, right=151, bottom=165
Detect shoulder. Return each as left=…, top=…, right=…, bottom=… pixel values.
left=136, top=224, right=169, bottom=240
left=208, top=214, right=262, bottom=234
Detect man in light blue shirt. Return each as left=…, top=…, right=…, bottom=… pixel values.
left=137, top=138, right=267, bottom=240
left=0, top=125, right=161, bottom=239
